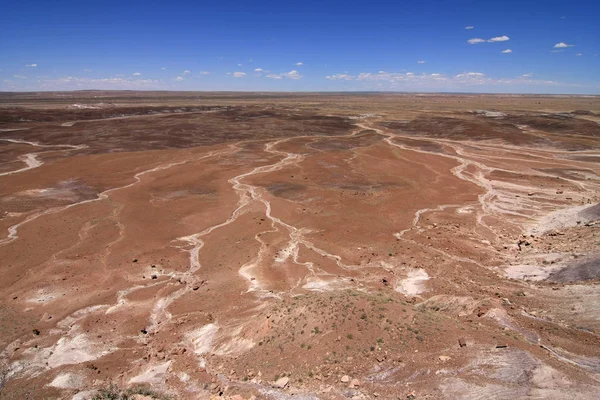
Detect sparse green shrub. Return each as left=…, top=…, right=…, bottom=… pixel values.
left=92, top=384, right=169, bottom=400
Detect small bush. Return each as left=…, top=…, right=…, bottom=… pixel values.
left=92, top=384, right=169, bottom=400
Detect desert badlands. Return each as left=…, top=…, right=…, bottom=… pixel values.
left=0, top=91, right=599, bottom=399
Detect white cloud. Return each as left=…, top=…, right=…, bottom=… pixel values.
left=456, top=72, right=485, bottom=78
left=468, top=38, right=485, bottom=44
left=286, top=70, right=302, bottom=79
left=161, top=67, right=166, bottom=70
left=133, top=72, right=141, bottom=76
left=488, top=35, right=509, bottom=42
left=470, top=36, right=510, bottom=46
left=2, top=75, right=165, bottom=91
left=326, top=71, right=448, bottom=84
left=103, top=77, right=156, bottom=84
left=25, top=64, right=37, bottom=67
left=501, top=49, right=512, bottom=53
left=554, top=42, right=574, bottom=48
left=237, top=63, right=243, bottom=67
left=31, top=76, right=163, bottom=90
left=323, top=70, right=568, bottom=90
left=296, top=62, right=304, bottom=66
left=576, top=53, right=582, bottom=56
left=500, top=76, right=559, bottom=85
left=174, top=76, right=185, bottom=81
left=183, top=70, right=191, bottom=75
left=232, top=72, right=246, bottom=78
left=418, top=60, right=425, bottom=64
left=254, top=68, right=264, bottom=72
left=266, top=70, right=302, bottom=80
left=465, top=26, right=474, bottom=30
left=13, top=75, right=27, bottom=79
left=325, top=73, right=354, bottom=81
left=454, top=72, right=489, bottom=85
left=199, top=71, right=210, bottom=75
left=346, top=70, right=568, bottom=91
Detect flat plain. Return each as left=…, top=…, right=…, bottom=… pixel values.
left=0, top=91, right=599, bottom=399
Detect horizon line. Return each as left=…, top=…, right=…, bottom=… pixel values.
left=1, top=89, right=599, bottom=97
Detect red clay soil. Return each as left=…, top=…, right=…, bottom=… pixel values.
left=0, top=92, right=599, bottom=399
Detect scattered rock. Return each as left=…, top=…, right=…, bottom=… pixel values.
left=438, top=355, right=451, bottom=362
left=350, top=378, right=361, bottom=387
left=273, top=376, right=289, bottom=389
left=207, top=382, right=219, bottom=391
left=458, top=338, right=467, bottom=348
left=340, top=375, right=350, bottom=383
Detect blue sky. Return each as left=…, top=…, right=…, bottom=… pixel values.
left=1, top=0, right=598, bottom=93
